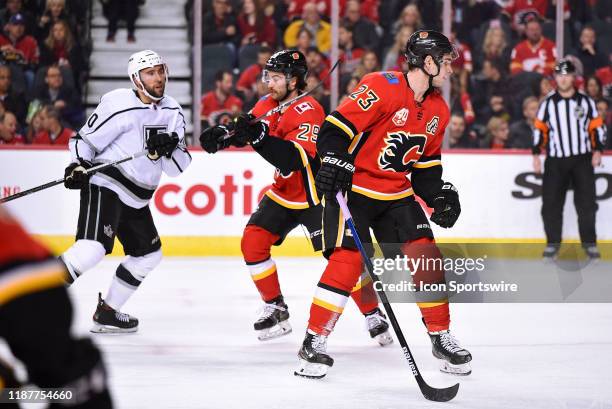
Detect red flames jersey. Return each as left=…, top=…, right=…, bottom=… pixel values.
left=251, top=95, right=324, bottom=209
left=325, top=71, right=449, bottom=200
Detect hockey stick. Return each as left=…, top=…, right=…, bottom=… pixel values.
left=334, top=191, right=459, bottom=402
left=0, top=151, right=148, bottom=203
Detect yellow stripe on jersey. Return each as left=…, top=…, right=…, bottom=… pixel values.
left=290, top=141, right=309, bottom=167
left=351, top=185, right=414, bottom=201
left=313, top=297, right=344, bottom=313
left=326, top=115, right=355, bottom=139
left=265, top=190, right=310, bottom=209
left=348, top=132, right=364, bottom=154
left=351, top=274, right=372, bottom=292
left=290, top=141, right=320, bottom=205
left=251, top=265, right=277, bottom=281
left=335, top=201, right=345, bottom=248
left=416, top=299, right=448, bottom=308
left=413, top=160, right=442, bottom=169
left=0, top=263, right=66, bottom=306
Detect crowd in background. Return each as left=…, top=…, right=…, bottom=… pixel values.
left=194, top=0, right=612, bottom=149
left=0, top=0, right=89, bottom=146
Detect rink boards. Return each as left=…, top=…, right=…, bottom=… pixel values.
left=1, top=147, right=611, bottom=256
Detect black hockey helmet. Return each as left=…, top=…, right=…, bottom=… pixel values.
left=263, top=50, right=308, bottom=91
left=554, top=59, right=576, bottom=75
left=405, top=30, right=458, bottom=70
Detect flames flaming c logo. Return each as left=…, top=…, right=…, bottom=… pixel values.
left=378, top=132, right=427, bottom=172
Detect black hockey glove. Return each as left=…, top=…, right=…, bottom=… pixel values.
left=315, top=151, right=355, bottom=195
left=429, top=182, right=461, bottom=228
left=146, top=132, right=179, bottom=159
left=199, top=125, right=234, bottom=153
left=64, top=159, right=93, bottom=189
left=232, top=113, right=269, bottom=148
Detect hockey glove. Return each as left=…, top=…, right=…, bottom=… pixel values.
left=64, top=159, right=93, bottom=189
left=315, top=151, right=355, bottom=195
left=199, top=125, right=234, bottom=153
left=232, top=114, right=269, bottom=148
left=146, top=132, right=179, bottom=159
left=429, top=182, right=461, bottom=228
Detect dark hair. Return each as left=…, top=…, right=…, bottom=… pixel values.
left=215, top=69, right=232, bottom=82
left=44, top=104, right=61, bottom=121
left=259, top=45, right=272, bottom=55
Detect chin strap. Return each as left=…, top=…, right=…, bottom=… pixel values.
left=131, top=73, right=165, bottom=102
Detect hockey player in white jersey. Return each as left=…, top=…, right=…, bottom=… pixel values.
left=59, top=50, right=191, bottom=333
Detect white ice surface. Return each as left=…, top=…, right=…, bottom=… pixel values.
left=7, top=257, right=612, bottom=409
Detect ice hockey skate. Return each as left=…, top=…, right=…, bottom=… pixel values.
left=91, top=293, right=139, bottom=334
left=294, top=330, right=334, bottom=379
left=254, top=296, right=291, bottom=341
left=429, top=330, right=472, bottom=375
left=365, top=308, right=393, bottom=346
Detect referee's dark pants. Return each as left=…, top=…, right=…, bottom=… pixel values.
left=541, top=153, right=597, bottom=246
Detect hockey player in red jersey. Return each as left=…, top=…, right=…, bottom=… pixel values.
left=200, top=50, right=392, bottom=345
left=0, top=206, right=113, bottom=408
left=293, top=31, right=473, bottom=379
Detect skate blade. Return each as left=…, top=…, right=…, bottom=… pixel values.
left=294, top=359, right=330, bottom=379
left=439, top=360, right=471, bottom=376
left=373, top=331, right=394, bottom=347
left=257, top=320, right=292, bottom=341
left=90, top=323, right=138, bottom=334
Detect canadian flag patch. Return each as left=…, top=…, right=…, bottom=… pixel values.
left=294, top=101, right=314, bottom=114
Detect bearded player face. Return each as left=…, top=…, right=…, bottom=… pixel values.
left=138, top=65, right=167, bottom=99
left=264, top=70, right=296, bottom=101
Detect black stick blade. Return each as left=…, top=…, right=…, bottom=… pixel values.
left=418, top=378, right=459, bottom=402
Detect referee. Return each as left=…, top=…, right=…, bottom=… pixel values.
left=532, top=59, right=607, bottom=260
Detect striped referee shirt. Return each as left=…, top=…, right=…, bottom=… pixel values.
left=532, top=91, right=607, bottom=157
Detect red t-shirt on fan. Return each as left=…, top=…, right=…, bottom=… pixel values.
left=32, top=127, right=74, bottom=145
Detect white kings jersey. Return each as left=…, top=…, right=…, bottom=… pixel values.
left=69, top=88, right=192, bottom=208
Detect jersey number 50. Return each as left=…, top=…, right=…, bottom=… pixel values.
left=348, top=85, right=380, bottom=111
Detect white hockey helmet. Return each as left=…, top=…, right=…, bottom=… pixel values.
left=127, top=49, right=168, bottom=101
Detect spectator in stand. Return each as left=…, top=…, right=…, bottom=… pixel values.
left=305, top=73, right=329, bottom=113
left=0, top=64, right=26, bottom=125
left=0, top=0, right=35, bottom=35
left=32, top=64, right=82, bottom=128
left=450, top=25, right=472, bottom=94
left=595, top=98, right=611, bottom=148
left=35, top=0, right=76, bottom=42
left=202, top=0, right=239, bottom=47
left=508, top=96, right=539, bottom=149
left=0, top=13, right=39, bottom=87
left=103, top=0, right=141, bottom=42
left=450, top=75, right=475, bottom=125
left=39, top=20, right=85, bottom=91
left=343, top=0, right=380, bottom=52
left=510, top=16, right=557, bottom=76
left=286, top=0, right=328, bottom=21
left=237, top=0, right=277, bottom=48
left=448, top=112, right=480, bottom=149
left=537, top=75, right=554, bottom=101
left=475, top=25, right=511, bottom=73
left=382, top=25, right=412, bottom=71
left=338, top=22, right=363, bottom=76
left=595, top=57, right=612, bottom=99
left=472, top=59, right=512, bottom=121
left=236, top=45, right=272, bottom=101
left=479, top=93, right=511, bottom=128
left=484, top=116, right=510, bottom=149
left=502, top=1, right=568, bottom=34
left=0, top=110, right=23, bottom=143
left=390, top=4, right=421, bottom=41
left=283, top=2, right=331, bottom=54
left=293, top=27, right=314, bottom=56
left=571, top=26, right=608, bottom=77
left=201, top=69, right=242, bottom=128
left=243, top=72, right=268, bottom=112
left=338, top=74, right=359, bottom=105
left=24, top=105, right=43, bottom=143
left=354, top=50, right=379, bottom=79
left=31, top=104, right=74, bottom=145
left=305, top=46, right=330, bottom=91
left=584, top=75, right=603, bottom=101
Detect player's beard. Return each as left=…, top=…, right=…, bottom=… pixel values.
left=144, top=81, right=165, bottom=99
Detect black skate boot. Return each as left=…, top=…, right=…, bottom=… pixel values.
left=429, top=330, right=472, bottom=376
left=91, top=293, right=138, bottom=334
left=542, top=245, right=559, bottom=261
left=583, top=245, right=600, bottom=260
left=254, top=296, right=291, bottom=341
left=294, top=330, right=334, bottom=379
left=365, top=308, right=393, bottom=346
